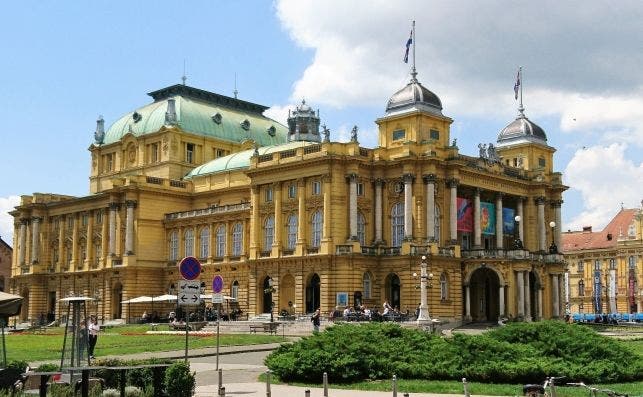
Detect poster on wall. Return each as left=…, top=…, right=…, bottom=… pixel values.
left=503, top=208, right=515, bottom=234
left=457, top=197, right=473, bottom=232
left=336, top=292, right=348, bottom=307
left=480, top=202, right=496, bottom=235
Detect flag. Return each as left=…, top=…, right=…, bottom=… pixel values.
left=514, top=68, right=521, bottom=100
left=403, top=30, right=412, bottom=63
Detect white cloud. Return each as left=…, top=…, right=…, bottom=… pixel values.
left=264, top=104, right=293, bottom=126
left=564, top=143, right=643, bottom=230
left=0, top=195, right=19, bottom=244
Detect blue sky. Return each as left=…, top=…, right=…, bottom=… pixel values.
left=1, top=1, right=642, bottom=242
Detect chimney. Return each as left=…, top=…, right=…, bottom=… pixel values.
left=582, top=226, right=592, bottom=233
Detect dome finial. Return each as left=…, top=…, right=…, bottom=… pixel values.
left=514, top=66, right=525, bottom=117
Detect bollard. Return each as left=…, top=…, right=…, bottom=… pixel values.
left=305, top=390, right=310, bottom=397
left=218, top=368, right=223, bottom=392
left=218, top=386, right=225, bottom=396
left=462, top=377, right=470, bottom=397
left=323, top=372, right=328, bottom=397
left=403, top=394, right=410, bottom=397
left=392, top=374, right=398, bottom=397
left=266, top=370, right=271, bottom=397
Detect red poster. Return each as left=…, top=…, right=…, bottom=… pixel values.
left=457, top=197, right=473, bottom=232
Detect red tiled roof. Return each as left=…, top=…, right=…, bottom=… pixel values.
left=562, top=209, right=637, bottom=252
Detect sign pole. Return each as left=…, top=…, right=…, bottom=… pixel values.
left=185, top=310, right=189, bottom=362
left=216, top=311, right=220, bottom=370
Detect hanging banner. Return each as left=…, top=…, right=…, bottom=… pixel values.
left=629, top=269, right=636, bottom=309
left=480, top=202, right=496, bottom=235
left=503, top=208, right=515, bottom=234
left=594, top=270, right=602, bottom=313
left=457, top=198, right=473, bottom=232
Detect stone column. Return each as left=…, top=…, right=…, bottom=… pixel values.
left=403, top=174, right=414, bottom=240
left=498, top=285, right=505, bottom=318
left=273, top=182, right=282, bottom=249
left=86, top=211, right=94, bottom=267
left=495, top=193, right=504, bottom=249
left=448, top=179, right=458, bottom=244
left=18, top=218, right=27, bottom=265
left=109, top=203, right=119, bottom=256
left=124, top=200, right=137, bottom=255
left=71, top=214, right=79, bottom=267
left=323, top=175, right=331, bottom=241
left=249, top=185, right=260, bottom=258
left=100, top=209, right=108, bottom=266
left=423, top=175, right=436, bottom=242
left=537, top=287, right=543, bottom=320
left=465, top=284, right=471, bottom=320
left=535, top=197, right=546, bottom=251
left=58, top=219, right=64, bottom=269
left=517, top=198, right=524, bottom=245
left=31, top=217, right=41, bottom=264
left=348, top=174, right=358, bottom=240
left=473, top=188, right=481, bottom=248
left=374, top=179, right=383, bottom=243
left=609, top=269, right=617, bottom=314
left=552, top=200, right=563, bottom=250
left=517, top=271, right=525, bottom=319
left=297, top=179, right=306, bottom=244
left=524, top=271, right=532, bottom=321
left=559, top=274, right=565, bottom=316
left=552, top=274, right=560, bottom=318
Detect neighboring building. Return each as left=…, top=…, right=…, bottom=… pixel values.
left=10, top=68, right=567, bottom=325
left=0, top=236, right=12, bottom=291
left=562, top=207, right=643, bottom=314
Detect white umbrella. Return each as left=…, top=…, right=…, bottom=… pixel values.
left=153, top=294, right=178, bottom=302
left=122, top=296, right=154, bottom=304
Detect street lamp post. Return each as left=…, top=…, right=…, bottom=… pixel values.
left=416, top=255, right=433, bottom=325
left=266, top=278, right=275, bottom=323
left=549, top=221, right=557, bottom=254
left=514, top=215, right=523, bottom=249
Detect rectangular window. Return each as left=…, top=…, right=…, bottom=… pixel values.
left=392, top=129, right=405, bottom=141
left=67, top=216, right=74, bottom=230
left=186, top=143, right=195, bottom=163
left=356, top=183, right=364, bottom=196
left=265, top=186, right=273, bottom=202
left=538, top=157, right=546, bottom=167
left=577, top=261, right=583, bottom=273
left=430, top=129, right=440, bottom=140
left=609, top=258, right=616, bottom=270
left=105, top=154, right=114, bottom=171
left=461, top=233, right=471, bottom=250
left=81, top=213, right=88, bottom=227
left=150, top=143, right=159, bottom=163
left=96, top=210, right=103, bottom=225
left=288, top=184, right=297, bottom=199
left=216, top=149, right=226, bottom=158
left=594, top=259, right=601, bottom=271
left=53, top=218, right=60, bottom=231
left=312, top=180, right=321, bottom=195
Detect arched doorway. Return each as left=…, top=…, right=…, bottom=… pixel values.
left=468, top=267, right=500, bottom=322
left=279, top=274, right=296, bottom=315
left=305, top=273, right=320, bottom=313
left=112, top=282, right=122, bottom=319
left=528, top=271, right=540, bottom=320
left=20, top=288, right=30, bottom=321
left=385, top=274, right=401, bottom=310
left=262, top=277, right=273, bottom=314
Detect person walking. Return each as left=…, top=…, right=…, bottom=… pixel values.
left=311, top=308, right=321, bottom=332
left=87, top=315, right=100, bottom=359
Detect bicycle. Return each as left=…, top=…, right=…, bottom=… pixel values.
left=567, top=382, right=629, bottom=397
left=523, top=376, right=567, bottom=397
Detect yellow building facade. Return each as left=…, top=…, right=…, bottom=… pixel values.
left=10, top=71, right=567, bottom=325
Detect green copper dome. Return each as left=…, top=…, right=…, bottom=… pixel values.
left=185, top=140, right=319, bottom=178
left=101, top=85, right=287, bottom=146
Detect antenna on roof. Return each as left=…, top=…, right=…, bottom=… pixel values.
left=182, top=60, right=187, bottom=86
left=233, top=73, right=238, bottom=99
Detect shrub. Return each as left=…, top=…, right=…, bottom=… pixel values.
left=164, top=361, right=195, bottom=397
left=0, top=360, right=29, bottom=390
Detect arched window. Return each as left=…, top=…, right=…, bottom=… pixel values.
left=629, top=256, right=636, bottom=269
left=357, top=212, right=366, bottom=246
left=363, top=272, right=372, bottom=299
left=169, top=231, right=178, bottom=261
left=287, top=214, right=298, bottom=250
left=215, top=225, right=226, bottom=257
left=440, top=273, right=448, bottom=301
left=184, top=228, right=194, bottom=257
left=311, top=210, right=323, bottom=248
left=52, top=243, right=59, bottom=264
left=231, top=280, right=239, bottom=301
left=232, top=223, right=243, bottom=256
left=434, top=205, right=441, bottom=243
left=264, top=215, right=274, bottom=251
left=93, top=239, right=101, bottom=265
left=80, top=239, right=87, bottom=263
left=578, top=279, right=585, bottom=296
left=65, top=241, right=72, bottom=266
left=391, top=202, right=404, bottom=247
left=200, top=227, right=210, bottom=259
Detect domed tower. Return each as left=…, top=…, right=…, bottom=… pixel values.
left=287, top=100, right=321, bottom=142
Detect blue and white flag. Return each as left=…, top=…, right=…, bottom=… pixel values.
left=403, top=30, right=412, bottom=63
left=514, top=68, right=521, bottom=100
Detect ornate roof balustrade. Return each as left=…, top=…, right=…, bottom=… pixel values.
left=165, top=202, right=251, bottom=221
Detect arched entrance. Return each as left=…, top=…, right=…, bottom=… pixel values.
left=528, top=271, right=540, bottom=320
left=112, top=282, right=122, bottom=319
left=305, top=273, right=320, bottom=313
left=262, top=277, right=273, bottom=314
left=469, top=267, right=500, bottom=322
left=385, top=273, right=401, bottom=310
left=279, top=274, right=296, bottom=315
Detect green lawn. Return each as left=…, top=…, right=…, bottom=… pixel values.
left=3, top=325, right=284, bottom=363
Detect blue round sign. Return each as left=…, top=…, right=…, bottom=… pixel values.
left=212, top=275, right=224, bottom=293
left=179, top=257, right=201, bottom=280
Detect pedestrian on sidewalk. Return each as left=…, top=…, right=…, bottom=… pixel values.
left=88, top=315, right=100, bottom=359
left=311, top=308, right=321, bottom=332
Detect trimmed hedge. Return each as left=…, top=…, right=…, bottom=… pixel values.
left=264, top=321, right=643, bottom=384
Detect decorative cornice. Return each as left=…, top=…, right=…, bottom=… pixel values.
left=422, top=174, right=437, bottom=184
left=125, top=200, right=138, bottom=208
left=550, top=199, right=563, bottom=208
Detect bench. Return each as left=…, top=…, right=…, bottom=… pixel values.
left=168, top=321, right=207, bottom=331
left=249, top=322, right=278, bottom=334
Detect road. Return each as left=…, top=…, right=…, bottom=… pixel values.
left=190, top=350, right=271, bottom=386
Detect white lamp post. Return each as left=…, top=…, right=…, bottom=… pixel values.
left=417, top=255, right=433, bottom=324
left=514, top=215, right=523, bottom=249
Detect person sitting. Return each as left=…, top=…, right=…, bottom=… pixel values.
left=343, top=306, right=352, bottom=317
left=141, top=311, right=149, bottom=323
left=383, top=300, right=392, bottom=315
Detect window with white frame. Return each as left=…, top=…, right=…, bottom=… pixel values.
left=357, top=183, right=364, bottom=196
left=265, top=186, right=273, bottom=202
left=594, top=259, right=601, bottom=271
left=200, top=227, right=210, bottom=259
left=609, top=258, right=616, bottom=270
left=363, top=272, right=372, bottom=299
left=357, top=212, right=366, bottom=245
left=184, top=228, right=195, bottom=257
left=629, top=256, right=636, bottom=269
left=312, top=180, right=321, bottom=195
left=232, top=223, right=243, bottom=256
left=231, top=280, right=239, bottom=301
left=311, top=210, right=322, bottom=247
left=169, top=231, right=178, bottom=260
left=215, top=225, right=226, bottom=257
left=264, top=216, right=274, bottom=251
left=391, top=202, right=404, bottom=247
left=440, top=273, right=448, bottom=300
left=287, top=214, right=297, bottom=250
left=186, top=143, right=195, bottom=163
left=288, top=184, right=297, bottom=199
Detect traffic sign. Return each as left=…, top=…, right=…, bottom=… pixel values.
left=179, top=257, right=201, bottom=280
left=212, top=275, right=224, bottom=293
left=212, top=293, right=224, bottom=304
left=178, top=280, right=202, bottom=306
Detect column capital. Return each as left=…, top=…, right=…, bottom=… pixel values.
left=550, top=199, right=564, bottom=208
left=31, top=216, right=43, bottom=223
left=109, top=202, right=121, bottom=211
left=446, top=178, right=459, bottom=188
left=474, top=187, right=482, bottom=196
left=373, top=178, right=385, bottom=187
left=20, top=218, right=29, bottom=225
left=345, top=173, right=359, bottom=183
left=321, top=173, right=332, bottom=183
left=422, top=174, right=437, bottom=184
left=495, top=192, right=504, bottom=199
left=125, top=200, right=138, bottom=208
left=402, top=173, right=415, bottom=183
left=534, top=196, right=547, bottom=205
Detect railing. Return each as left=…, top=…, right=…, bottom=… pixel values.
left=438, top=247, right=456, bottom=257
left=306, top=248, right=319, bottom=254
left=361, top=246, right=378, bottom=255
left=258, top=154, right=273, bottom=163
left=146, top=176, right=163, bottom=185
left=21, top=266, right=30, bottom=275
left=165, top=202, right=251, bottom=220
left=381, top=247, right=400, bottom=256
left=335, top=245, right=353, bottom=255
left=409, top=245, right=429, bottom=255
left=259, top=251, right=271, bottom=258
left=359, top=148, right=369, bottom=157
left=111, top=259, right=123, bottom=267
left=280, top=149, right=296, bottom=159
left=303, top=145, right=321, bottom=154
left=169, top=179, right=186, bottom=188
left=282, top=249, right=294, bottom=256
left=460, top=249, right=564, bottom=263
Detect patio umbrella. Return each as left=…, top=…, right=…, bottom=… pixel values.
left=0, top=291, right=23, bottom=366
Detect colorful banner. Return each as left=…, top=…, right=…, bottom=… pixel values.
left=629, top=269, right=636, bottom=309
left=457, top=198, right=473, bottom=232
left=480, top=202, right=496, bottom=235
left=503, top=207, right=515, bottom=234
left=594, top=270, right=602, bottom=313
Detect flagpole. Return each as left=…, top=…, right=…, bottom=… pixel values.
left=411, top=20, right=417, bottom=81
left=518, top=66, right=524, bottom=114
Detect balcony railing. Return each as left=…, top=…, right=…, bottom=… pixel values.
left=165, top=202, right=251, bottom=220
left=461, top=248, right=564, bottom=263
left=335, top=244, right=353, bottom=255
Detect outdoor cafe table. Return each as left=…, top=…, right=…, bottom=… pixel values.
left=65, top=366, right=105, bottom=397
left=22, top=371, right=63, bottom=397
left=106, top=364, right=170, bottom=397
